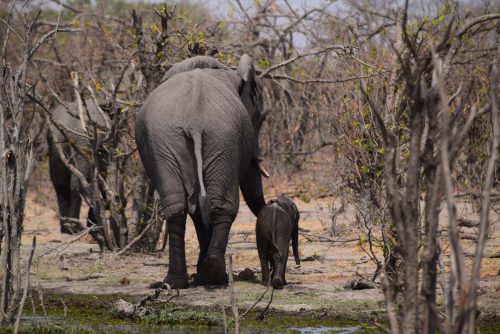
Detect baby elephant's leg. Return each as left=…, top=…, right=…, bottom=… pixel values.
left=258, top=241, right=272, bottom=286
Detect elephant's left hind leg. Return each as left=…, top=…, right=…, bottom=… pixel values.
left=164, top=213, right=190, bottom=289
left=281, top=256, right=289, bottom=287
left=59, top=184, right=84, bottom=235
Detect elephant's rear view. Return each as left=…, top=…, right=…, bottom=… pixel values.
left=256, top=197, right=300, bottom=289
left=135, top=55, right=268, bottom=288
left=48, top=99, right=110, bottom=235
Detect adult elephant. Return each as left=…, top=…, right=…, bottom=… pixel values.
left=135, top=55, right=268, bottom=288
left=47, top=99, right=110, bottom=235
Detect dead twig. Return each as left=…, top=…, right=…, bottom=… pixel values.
left=114, top=217, right=158, bottom=256
left=300, top=232, right=358, bottom=244
left=38, top=225, right=100, bottom=257
left=240, top=284, right=271, bottom=318
left=221, top=304, right=228, bottom=334
left=13, top=237, right=36, bottom=334
left=228, top=253, right=239, bottom=334
left=380, top=273, right=399, bottom=334
left=61, top=299, right=67, bottom=321
left=258, top=45, right=353, bottom=78
left=257, top=286, right=274, bottom=320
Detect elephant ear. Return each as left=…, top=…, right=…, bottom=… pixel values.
left=278, top=197, right=300, bottom=223
left=237, top=54, right=264, bottom=134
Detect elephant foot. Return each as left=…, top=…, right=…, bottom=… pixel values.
left=164, top=274, right=189, bottom=289
left=193, top=273, right=209, bottom=286
left=203, top=252, right=228, bottom=285
left=272, top=277, right=283, bottom=289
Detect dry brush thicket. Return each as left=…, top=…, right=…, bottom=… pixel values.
left=0, top=0, right=499, bottom=333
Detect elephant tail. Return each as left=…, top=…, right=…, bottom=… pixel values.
left=292, top=222, right=300, bottom=266
left=192, top=130, right=211, bottom=227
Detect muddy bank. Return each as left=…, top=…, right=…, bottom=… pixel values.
left=1, top=292, right=386, bottom=333
left=2, top=292, right=499, bottom=334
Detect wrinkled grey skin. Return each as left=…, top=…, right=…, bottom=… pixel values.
left=135, top=55, right=267, bottom=288
left=256, top=197, right=300, bottom=289
left=47, top=99, right=110, bottom=235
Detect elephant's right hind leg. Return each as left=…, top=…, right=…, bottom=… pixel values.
left=203, top=213, right=233, bottom=285
left=271, top=254, right=284, bottom=289
left=164, top=213, right=190, bottom=289
left=191, top=213, right=212, bottom=286
left=66, top=186, right=84, bottom=234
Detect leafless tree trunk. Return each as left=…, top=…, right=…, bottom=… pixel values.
left=0, top=1, right=76, bottom=323
left=128, top=6, right=172, bottom=252
left=461, top=31, right=499, bottom=334
left=361, top=2, right=500, bottom=332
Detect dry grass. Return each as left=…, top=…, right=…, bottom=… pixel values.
left=15, top=169, right=500, bottom=319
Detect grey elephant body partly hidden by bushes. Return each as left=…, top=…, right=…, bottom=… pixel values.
left=135, top=55, right=268, bottom=288
left=47, top=99, right=111, bottom=235
left=256, top=197, right=300, bottom=289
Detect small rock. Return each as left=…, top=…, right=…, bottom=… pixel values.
left=237, top=268, right=256, bottom=281
left=114, top=299, right=147, bottom=318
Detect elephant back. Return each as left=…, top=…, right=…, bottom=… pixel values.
left=161, top=56, right=230, bottom=83
left=256, top=203, right=292, bottom=236
left=51, top=99, right=110, bottom=142
left=270, top=197, right=300, bottom=225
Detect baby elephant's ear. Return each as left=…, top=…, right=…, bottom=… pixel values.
left=288, top=199, right=300, bottom=221
left=237, top=54, right=255, bottom=83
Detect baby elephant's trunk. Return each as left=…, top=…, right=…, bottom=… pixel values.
left=292, top=224, right=300, bottom=266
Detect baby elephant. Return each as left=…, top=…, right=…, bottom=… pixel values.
left=256, top=197, right=300, bottom=289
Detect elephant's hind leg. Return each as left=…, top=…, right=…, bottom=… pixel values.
left=282, top=256, right=289, bottom=286
left=55, top=182, right=83, bottom=235
left=66, top=178, right=84, bottom=234
left=164, top=212, right=190, bottom=289
left=203, top=211, right=233, bottom=285
left=259, top=255, right=271, bottom=286
left=191, top=213, right=212, bottom=286
left=273, top=256, right=288, bottom=289
left=50, top=154, right=81, bottom=234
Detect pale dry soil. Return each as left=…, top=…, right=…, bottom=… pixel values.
left=17, top=181, right=500, bottom=321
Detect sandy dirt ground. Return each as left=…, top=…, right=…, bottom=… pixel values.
left=16, top=175, right=500, bottom=320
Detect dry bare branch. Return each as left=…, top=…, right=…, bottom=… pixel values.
left=228, top=253, right=239, bottom=334
left=258, top=45, right=353, bottom=78
left=462, top=30, right=500, bottom=333
left=13, top=236, right=36, bottom=334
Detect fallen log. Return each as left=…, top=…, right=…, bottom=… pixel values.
left=64, top=273, right=105, bottom=281
left=343, top=278, right=378, bottom=290
left=458, top=218, right=480, bottom=228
